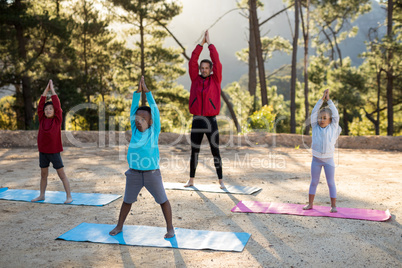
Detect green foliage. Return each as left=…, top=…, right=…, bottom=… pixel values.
left=0, top=0, right=74, bottom=129
left=357, top=27, right=402, bottom=136
left=308, top=56, right=366, bottom=134
left=310, top=0, right=371, bottom=62
left=248, top=105, right=276, bottom=132
left=0, top=95, right=17, bottom=130
left=327, top=58, right=366, bottom=109
left=236, top=36, right=292, bottom=63
left=349, top=106, right=402, bottom=136
left=153, top=85, right=191, bottom=133
left=0, top=0, right=71, bottom=85
left=267, top=63, right=304, bottom=101
left=1, top=0, right=401, bottom=136
left=222, top=78, right=290, bottom=133
left=221, top=82, right=253, bottom=133
left=65, top=113, right=90, bottom=131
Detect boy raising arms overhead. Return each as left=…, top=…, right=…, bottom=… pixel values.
left=109, top=76, right=174, bottom=239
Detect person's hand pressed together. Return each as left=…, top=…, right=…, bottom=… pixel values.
left=205, top=30, right=210, bottom=45
left=322, top=89, right=329, bottom=101
left=42, top=80, right=51, bottom=96
left=141, top=76, right=149, bottom=93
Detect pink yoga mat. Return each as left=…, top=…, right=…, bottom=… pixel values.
left=231, top=201, right=391, bottom=222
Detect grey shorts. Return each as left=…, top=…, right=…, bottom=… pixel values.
left=39, top=152, right=64, bottom=169
left=123, top=169, right=168, bottom=204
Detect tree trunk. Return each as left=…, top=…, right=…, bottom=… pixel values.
left=343, top=108, right=349, bottom=135
left=249, top=0, right=268, bottom=107
left=14, top=84, right=25, bottom=129
left=62, top=114, right=66, bottom=130
left=56, top=0, right=60, bottom=16
left=290, top=0, right=300, bottom=133
left=15, top=0, right=33, bottom=129
left=221, top=91, right=241, bottom=133
left=140, top=13, right=146, bottom=106
left=375, top=71, right=381, bottom=135
left=21, top=76, right=34, bottom=129
left=248, top=3, right=257, bottom=111
left=301, top=0, right=310, bottom=135
left=386, top=0, right=394, bottom=136
left=82, top=2, right=94, bottom=130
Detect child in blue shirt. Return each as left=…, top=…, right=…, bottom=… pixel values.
left=109, top=76, right=174, bottom=238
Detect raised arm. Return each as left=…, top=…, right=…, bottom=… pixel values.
left=205, top=30, right=222, bottom=83
left=141, top=76, right=160, bottom=133
left=130, top=80, right=142, bottom=127
left=311, top=90, right=327, bottom=128
left=42, top=80, right=51, bottom=97
left=38, top=80, right=52, bottom=122
left=326, top=90, right=339, bottom=125
left=189, top=45, right=203, bottom=81
left=208, top=44, right=222, bottom=83
left=38, top=97, right=46, bottom=122
left=49, top=80, right=63, bottom=121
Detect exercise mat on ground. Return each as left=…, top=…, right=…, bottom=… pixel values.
left=0, top=187, right=121, bottom=206
left=57, top=222, right=251, bottom=252
left=231, top=201, right=391, bottom=222
left=164, top=182, right=261, bottom=195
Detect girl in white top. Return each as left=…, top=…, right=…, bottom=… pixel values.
left=303, top=89, right=341, bottom=212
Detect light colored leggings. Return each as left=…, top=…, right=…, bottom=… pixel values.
left=309, top=157, right=336, bottom=198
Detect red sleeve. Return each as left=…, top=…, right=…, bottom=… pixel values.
left=37, top=96, right=46, bottom=122
left=189, top=45, right=203, bottom=81
left=208, top=44, right=222, bottom=83
left=51, top=95, right=63, bottom=123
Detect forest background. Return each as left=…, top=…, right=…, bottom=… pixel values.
left=0, top=0, right=401, bottom=137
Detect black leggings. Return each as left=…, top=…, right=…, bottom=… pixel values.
left=190, top=116, right=222, bottom=179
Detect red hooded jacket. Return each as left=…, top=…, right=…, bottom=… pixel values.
left=188, top=44, right=222, bottom=116
left=37, top=95, right=63, bottom=153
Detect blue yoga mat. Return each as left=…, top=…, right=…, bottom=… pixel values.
left=164, top=182, right=261, bottom=195
left=0, top=187, right=121, bottom=206
left=57, top=222, right=251, bottom=252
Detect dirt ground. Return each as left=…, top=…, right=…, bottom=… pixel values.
left=0, top=140, right=401, bottom=267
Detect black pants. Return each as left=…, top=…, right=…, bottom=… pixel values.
left=190, top=116, right=222, bottom=179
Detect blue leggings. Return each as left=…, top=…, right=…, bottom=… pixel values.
left=309, top=157, right=336, bottom=198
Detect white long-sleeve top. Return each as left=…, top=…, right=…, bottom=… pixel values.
left=311, top=99, right=342, bottom=159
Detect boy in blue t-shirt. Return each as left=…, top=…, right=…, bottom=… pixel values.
left=109, top=76, right=174, bottom=238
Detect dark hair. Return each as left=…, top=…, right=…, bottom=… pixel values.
left=44, top=101, right=53, bottom=110
left=136, top=106, right=151, bottom=115
left=200, top=59, right=213, bottom=69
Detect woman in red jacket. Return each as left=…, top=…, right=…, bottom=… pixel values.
left=185, top=30, right=225, bottom=189
left=31, top=80, right=72, bottom=204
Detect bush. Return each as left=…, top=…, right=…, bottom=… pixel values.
left=247, top=105, right=276, bottom=132
left=0, top=96, right=17, bottom=130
